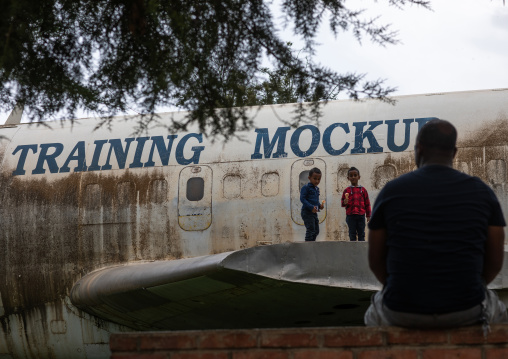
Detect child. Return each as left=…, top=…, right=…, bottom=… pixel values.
left=300, top=167, right=325, bottom=241
left=341, top=167, right=371, bottom=241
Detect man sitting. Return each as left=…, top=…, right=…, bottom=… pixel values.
left=365, top=119, right=508, bottom=329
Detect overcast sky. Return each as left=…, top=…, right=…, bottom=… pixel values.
left=299, top=0, right=508, bottom=97
left=3, top=0, right=508, bottom=122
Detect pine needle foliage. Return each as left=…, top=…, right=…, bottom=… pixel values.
left=0, top=0, right=430, bottom=138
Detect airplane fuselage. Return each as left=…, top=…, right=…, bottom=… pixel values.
left=2, top=89, right=508, bottom=358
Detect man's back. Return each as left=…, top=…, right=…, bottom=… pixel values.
left=369, top=165, right=505, bottom=314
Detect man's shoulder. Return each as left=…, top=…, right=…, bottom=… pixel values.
left=435, top=167, right=490, bottom=190
left=382, top=170, right=418, bottom=189
left=384, top=166, right=491, bottom=193
left=466, top=175, right=497, bottom=196
left=389, top=166, right=472, bottom=183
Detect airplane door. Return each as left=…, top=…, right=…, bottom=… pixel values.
left=178, top=165, right=212, bottom=231
left=291, top=158, right=326, bottom=225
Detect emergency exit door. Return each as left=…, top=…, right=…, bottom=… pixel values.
left=178, top=165, right=212, bottom=231
left=290, top=158, right=326, bottom=225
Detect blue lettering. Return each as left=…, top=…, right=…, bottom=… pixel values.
left=88, top=140, right=108, bottom=172
left=144, top=135, right=178, bottom=167
left=323, top=123, right=350, bottom=156
left=290, top=125, right=320, bottom=157
left=250, top=127, right=290, bottom=159
left=101, top=138, right=135, bottom=170
left=59, top=141, right=87, bottom=173
left=129, top=137, right=150, bottom=168
left=11, top=116, right=438, bottom=176
left=32, top=143, right=64, bottom=174
left=12, top=144, right=38, bottom=176
left=175, top=133, right=205, bottom=165
left=351, top=121, right=383, bottom=154
left=386, top=119, right=414, bottom=152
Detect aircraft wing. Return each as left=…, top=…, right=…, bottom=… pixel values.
left=71, top=241, right=508, bottom=330
left=70, top=242, right=380, bottom=330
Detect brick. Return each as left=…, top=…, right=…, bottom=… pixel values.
left=171, top=352, right=229, bottom=359
left=111, top=354, right=168, bottom=359
left=232, top=350, right=290, bottom=359
left=109, top=326, right=508, bottom=359
left=485, top=324, right=508, bottom=344
left=260, top=331, right=318, bottom=348
left=358, top=349, right=418, bottom=359
left=486, top=348, right=508, bottom=359
left=324, top=327, right=383, bottom=347
left=449, top=327, right=486, bottom=344
left=199, top=331, right=258, bottom=349
left=422, top=348, right=482, bottom=359
left=139, top=333, right=197, bottom=350
left=293, top=349, right=353, bottom=359
left=445, top=324, right=508, bottom=344
left=110, top=334, right=139, bottom=351
left=387, top=328, right=448, bottom=345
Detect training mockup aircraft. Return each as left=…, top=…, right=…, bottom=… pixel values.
left=2, top=88, right=508, bottom=358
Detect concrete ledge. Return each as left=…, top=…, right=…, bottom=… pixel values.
left=110, top=324, right=508, bottom=358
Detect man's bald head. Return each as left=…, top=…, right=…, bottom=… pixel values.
left=415, top=119, right=457, bottom=167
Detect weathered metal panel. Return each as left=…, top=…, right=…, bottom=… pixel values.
left=70, top=242, right=378, bottom=330
left=1, top=89, right=508, bottom=358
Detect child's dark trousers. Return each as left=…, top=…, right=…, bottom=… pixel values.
left=346, top=214, right=366, bottom=241
left=302, top=210, right=319, bottom=241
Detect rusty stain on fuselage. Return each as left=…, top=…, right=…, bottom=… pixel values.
left=0, top=170, right=186, bottom=316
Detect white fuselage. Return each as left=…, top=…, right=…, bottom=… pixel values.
left=1, top=88, right=508, bottom=358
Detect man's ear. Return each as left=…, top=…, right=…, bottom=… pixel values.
left=452, top=147, right=458, bottom=158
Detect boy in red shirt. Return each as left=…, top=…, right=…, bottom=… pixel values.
left=341, top=167, right=371, bottom=241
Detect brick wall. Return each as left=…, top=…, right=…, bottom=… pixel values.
left=110, top=325, right=508, bottom=359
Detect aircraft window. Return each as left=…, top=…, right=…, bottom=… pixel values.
left=149, top=179, right=168, bottom=204
left=487, top=160, right=506, bottom=184
left=299, top=171, right=310, bottom=191
left=224, top=175, right=241, bottom=199
left=187, top=177, right=204, bottom=201
left=262, top=172, right=279, bottom=197
left=373, top=165, right=397, bottom=190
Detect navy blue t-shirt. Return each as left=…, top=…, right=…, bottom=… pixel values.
left=368, top=165, right=506, bottom=314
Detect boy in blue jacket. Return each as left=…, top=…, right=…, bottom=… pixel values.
left=300, top=167, right=325, bottom=241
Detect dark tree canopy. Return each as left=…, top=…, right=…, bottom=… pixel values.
left=0, top=0, right=430, bottom=137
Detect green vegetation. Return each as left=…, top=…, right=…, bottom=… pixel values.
left=1, top=0, right=429, bottom=137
